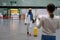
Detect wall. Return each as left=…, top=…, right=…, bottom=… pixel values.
left=0, top=0, right=60, bottom=15
left=0, top=0, right=60, bottom=6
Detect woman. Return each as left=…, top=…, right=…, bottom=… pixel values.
left=36, top=3, right=60, bottom=40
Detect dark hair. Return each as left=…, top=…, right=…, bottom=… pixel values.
left=47, top=3, right=55, bottom=18
left=29, top=10, right=31, bottom=12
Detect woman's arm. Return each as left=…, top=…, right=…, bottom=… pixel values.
left=57, top=19, right=60, bottom=30
left=36, top=17, right=44, bottom=29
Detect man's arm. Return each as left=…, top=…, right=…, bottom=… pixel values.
left=24, top=13, right=28, bottom=25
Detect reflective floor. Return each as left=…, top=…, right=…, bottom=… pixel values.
left=0, top=19, right=60, bottom=40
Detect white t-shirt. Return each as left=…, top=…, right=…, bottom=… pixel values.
left=36, top=15, right=60, bottom=36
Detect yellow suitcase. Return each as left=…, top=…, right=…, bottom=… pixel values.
left=33, top=27, right=38, bottom=37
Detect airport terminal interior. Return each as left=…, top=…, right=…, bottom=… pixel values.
left=0, top=0, right=60, bottom=40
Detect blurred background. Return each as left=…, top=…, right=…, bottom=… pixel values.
left=0, top=0, right=60, bottom=40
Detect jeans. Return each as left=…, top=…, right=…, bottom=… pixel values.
left=41, top=35, right=56, bottom=40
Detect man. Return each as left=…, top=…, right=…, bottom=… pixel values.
left=25, top=8, right=33, bottom=36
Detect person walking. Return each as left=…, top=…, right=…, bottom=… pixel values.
left=25, top=8, right=33, bottom=36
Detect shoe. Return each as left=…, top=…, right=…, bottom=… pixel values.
left=27, top=32, right=29, bottom=35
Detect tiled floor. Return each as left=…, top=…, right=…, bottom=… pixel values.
left=0, top=19, right=60, bottom=40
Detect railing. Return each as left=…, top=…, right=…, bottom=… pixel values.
left=0, top=6, right=60, bottom=9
